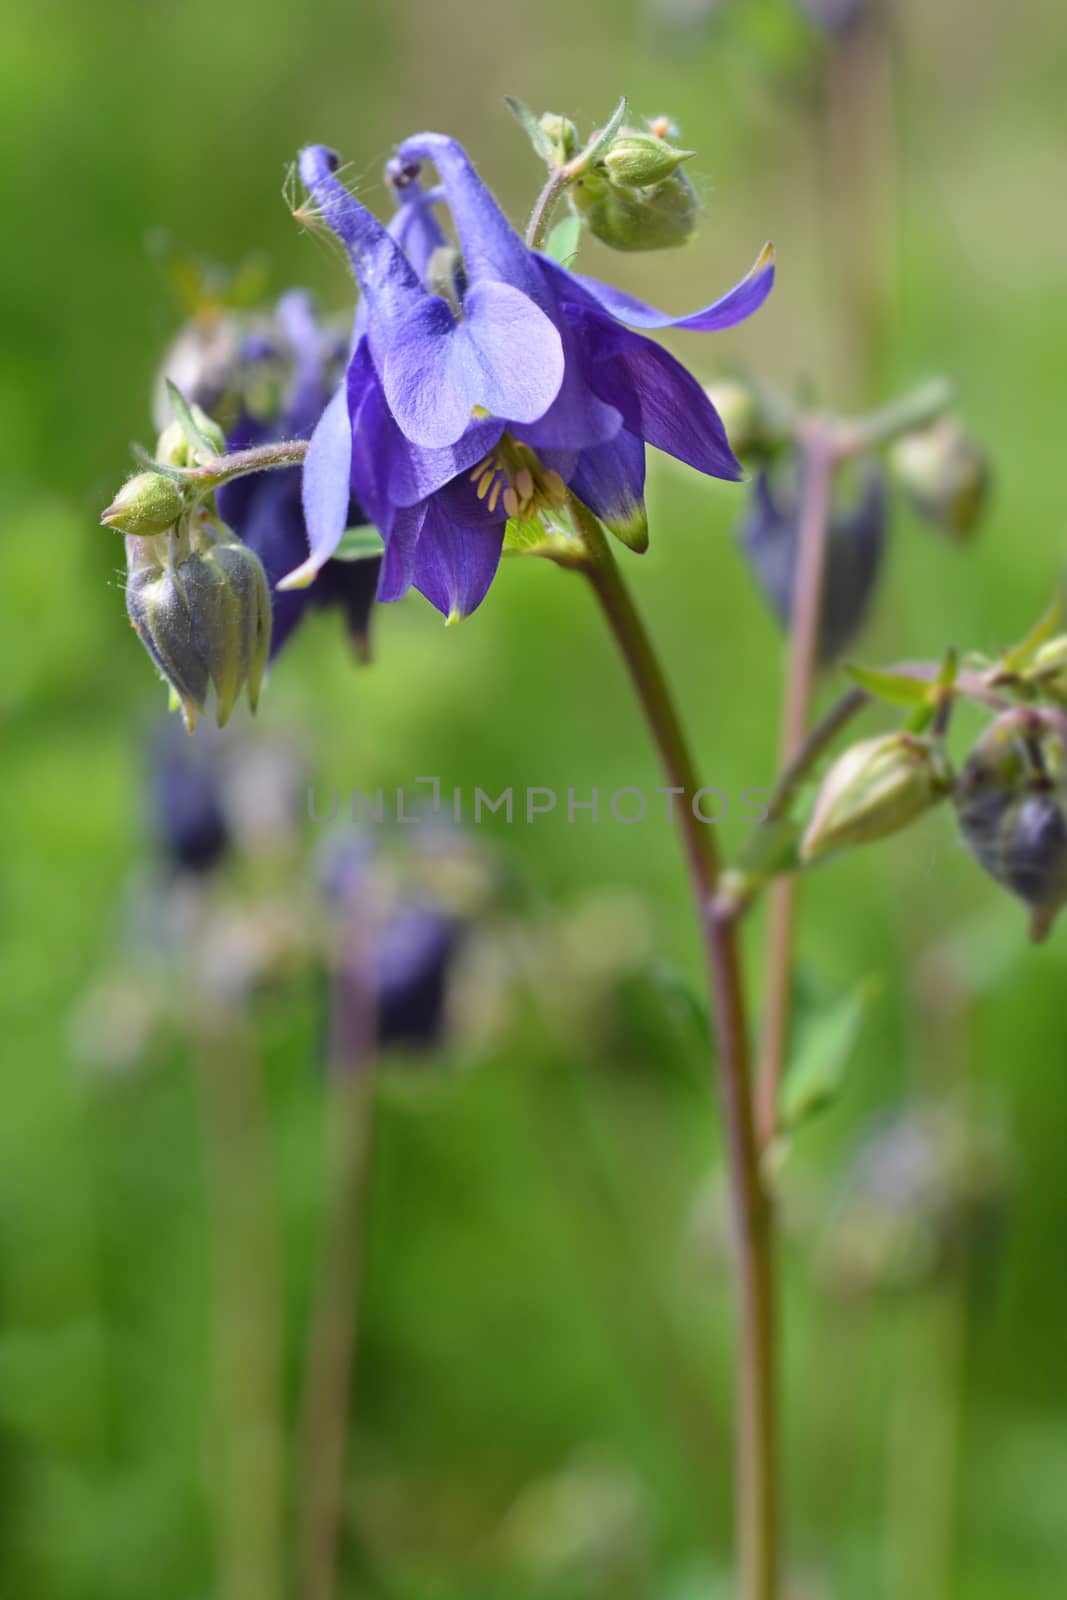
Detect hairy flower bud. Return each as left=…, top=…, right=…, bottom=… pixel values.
left=802, top=733, right=951, bottom=862
left=570, top=164, right=701, bottom=252
left=125, top=529, right=272, bottom=729
left=954, top=711, right=1067, bottom=941
left=208, top=539, right=272, bottom=713
left=603, top=133, right=694, bottom=187
left=155, top=405, right=227, bottom=469
left=126, top=563, right=212, bottom=726
left=538, top=112, right=579, bottom=161
left=890, top=417, right=990, bottom=540
left=101, top=472, right=185, bottom=537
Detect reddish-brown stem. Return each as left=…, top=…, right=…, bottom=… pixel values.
left=756, top=427, right=838, bottom=1149
left=573, top=502, right=778, bottom=1600
left=296, top=1069, right=377, bottom=1600
left=296, top=951, right=379, bottom=1600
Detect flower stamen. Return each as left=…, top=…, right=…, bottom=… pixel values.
left=468, top=435, right=568, bottom=523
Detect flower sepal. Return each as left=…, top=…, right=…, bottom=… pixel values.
left=125, top=517, right=272, bottom=730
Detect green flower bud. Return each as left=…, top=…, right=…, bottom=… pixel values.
left=890, top=417, right=990, bottom=541
left=124, top=529, right=272, bottom=729
left=538, top=112, right=579, bottom=161
left=209, top=539, right=272, bottom=713
left=703, top=379, right=760, bottom=458
left=126, top=562, right=211, bottom=728
left=801, top=733, right=951, bottom=863
left=570, top=165, right=702, bottom=252
left=603, top=133, right=694, bottom=188
left=101, top=472, right=185, bottom=537
left=155, top=404, right=227, bottom=468
left=1024, top=636, right=1067, bottom=704
left=954, top=711, right=1067, bottom=941
left=703, top=378, right=788, bottom=462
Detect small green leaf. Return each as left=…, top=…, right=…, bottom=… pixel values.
left=333, top=525, right=385, bottom=562
left=1001, top=592, right=1065, bottom=674
left=935, top=644, right=960, bottom=691
left=904, top=647, right=959, bottom=732
left=544, top=214, right=582, bottom=266
left=577, top=95, right=629, bottom=172
left=130, top=443, right=190, bottom=484
left=166, top=379, right=217, bottom=458
left=504, top=96, right=558, bottom=164
left=845, top=660, right=934, bottom=707
left=779, top=976, right=882, bottom=1133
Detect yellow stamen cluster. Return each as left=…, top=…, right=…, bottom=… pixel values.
left=469, top=437, right=568, bottom=522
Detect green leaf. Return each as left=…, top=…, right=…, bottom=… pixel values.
left=504, top=96, right=557, bottom=164
left=166, top=379, right=217, bottom=458
left=578, top=95, right=629, bottom=171
left=904, top=646, right=959, bottom=732
left=544, top=214, right=581, bottom=266
left=332, top=525, right=385, bottom=563
left=1001, top=592, right=1065, bottom=674
left=130, top=442, right=190, bottom=484
left=779, top=976, right=882, bottom=1133
left=934, top=644, right=960, bottom=691
left=845, top=660, right=934, bottom=707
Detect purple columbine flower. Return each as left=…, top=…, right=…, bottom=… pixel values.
left=320, top=832, right=464, bottom=1064
left=216, top=290, right=380, bottom=658
left=151, top=720, right=230, bottom=876
left=282, top=135, right=775, bottom=620
left=740, top=460, right=887, bottom=663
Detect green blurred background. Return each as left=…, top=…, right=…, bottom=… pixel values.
left=3, top=0, right=1067, bottom=1595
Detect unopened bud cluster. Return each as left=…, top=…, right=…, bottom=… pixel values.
left=954, top=710, right=1067, bottom=942
left=570, top=116, right=700, bottom=252
left=520, top=101, right=702, bottom=254
left=104, top=405, right=272, bottom=730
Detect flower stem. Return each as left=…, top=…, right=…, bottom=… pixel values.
left=525, top=169, right=571, bottom=253
left=193, top=1009, right=285, bottom=1600
left=756, top=424, right=837, bottom=1150
left=571, top=501, right=778, bottom=1600
left=753, top=377, right=957, bottom=1148
left=296, top=1066, right=378, bottom=1600
left=836, top=377, right=953, bottom=457
left=187, top=438, right=310, bottom=491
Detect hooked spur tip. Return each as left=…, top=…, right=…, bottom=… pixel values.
left=277, top=556, right=321, bottom=592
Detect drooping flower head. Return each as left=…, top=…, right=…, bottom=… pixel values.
left=151, top=719, right=231, bottom=876
left=740, top=459, right=887, bottom=662
left=285, top=134, right=775, bottom=620
left=210, top=291, right=381, bottom=658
